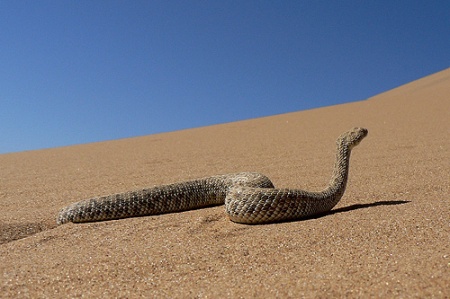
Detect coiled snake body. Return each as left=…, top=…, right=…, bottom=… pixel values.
left=57, top=127, right=368, bottom=225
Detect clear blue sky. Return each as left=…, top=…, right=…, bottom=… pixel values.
left=1, top=1, right=449, bottom=154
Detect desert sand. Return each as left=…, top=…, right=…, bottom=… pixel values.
left=1, top=68, right=449, bottom=298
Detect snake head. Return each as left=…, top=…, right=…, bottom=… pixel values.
left=342, top=127, right=368, bottom=149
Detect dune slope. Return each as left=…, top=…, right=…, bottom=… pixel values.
left=1, top=68, right=449, bottom=298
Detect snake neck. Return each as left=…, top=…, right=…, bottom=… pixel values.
left=321, top=138, right=352, bottom=200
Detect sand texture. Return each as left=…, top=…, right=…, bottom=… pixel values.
left=1, top=69, right=449, bottom=298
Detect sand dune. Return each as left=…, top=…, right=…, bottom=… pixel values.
left=1, top=68, right=449, bottom=297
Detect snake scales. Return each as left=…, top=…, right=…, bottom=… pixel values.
left=57, top=127, right=368, bottom=225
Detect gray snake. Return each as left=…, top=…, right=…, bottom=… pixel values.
left=57, top=127, right=368, bottom=225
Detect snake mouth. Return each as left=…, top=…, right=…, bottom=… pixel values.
left=346, top=127, right=368, bottom=148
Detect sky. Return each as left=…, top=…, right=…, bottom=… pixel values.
left=1, top=1, right=449, bottom=154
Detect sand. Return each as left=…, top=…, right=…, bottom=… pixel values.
left=1, top=68, right=449, bottom=298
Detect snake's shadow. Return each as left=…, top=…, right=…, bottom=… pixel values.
left=282, top=200, right=411, bottom=223
left=333, top=199, right=410, bottom=214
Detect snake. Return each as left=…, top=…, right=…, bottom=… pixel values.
left=57, top=127, right=368, bottom=225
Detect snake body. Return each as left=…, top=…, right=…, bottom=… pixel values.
left=57, top=127, right=368, bottom=225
